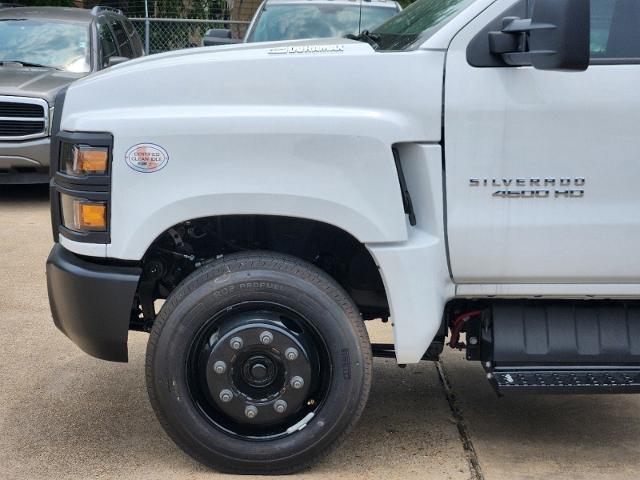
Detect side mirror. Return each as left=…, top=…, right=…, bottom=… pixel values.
left=203, top=28, right=242, bottom=47
left=489, top=0, right=590, bottom=71
left=107, top=56, right=130, bottom=67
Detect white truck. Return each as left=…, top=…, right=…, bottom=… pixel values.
left=46, top=0, right=640, bottom=474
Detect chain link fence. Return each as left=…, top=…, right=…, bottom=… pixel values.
left=118, top=1, right=252, bottom=54
left=28, top=1, right=253, bottom=54
left=130, top=18, right=249, bottom=54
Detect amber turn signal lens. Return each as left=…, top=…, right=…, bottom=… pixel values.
left=60, top=193, right=107, bottom=232
left=76, top=202, right=106, bottom=230
left=73, top=145, right=108, bottom=174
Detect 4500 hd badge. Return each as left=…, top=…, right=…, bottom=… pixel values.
left=469, top=177, right=585, bottom=198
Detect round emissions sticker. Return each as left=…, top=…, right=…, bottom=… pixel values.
left=125, top=144, right=169, bottom=173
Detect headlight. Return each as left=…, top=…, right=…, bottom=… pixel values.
left=60, top=143, right=109, bottom=176
left=51, top=128, right=113, bottom=244
left=60, top=193, right=107, bottom=232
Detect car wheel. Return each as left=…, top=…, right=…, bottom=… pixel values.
left=146, top=251, right=372, bottom=474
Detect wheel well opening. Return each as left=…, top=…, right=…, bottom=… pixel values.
left=134, top=215, right=389, bottom=330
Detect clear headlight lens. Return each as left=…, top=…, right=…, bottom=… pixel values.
left=61, top=144, right=109, bottom=176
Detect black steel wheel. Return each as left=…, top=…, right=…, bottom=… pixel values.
left=146, top=252, right=372, bottom=474
left=187, top=303, right=330, bottom=438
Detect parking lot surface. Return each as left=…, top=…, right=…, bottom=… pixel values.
left=1, top=185, right=639, bottom=480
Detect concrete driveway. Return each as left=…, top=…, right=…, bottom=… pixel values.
left=1, top=185, right=639, bottom=480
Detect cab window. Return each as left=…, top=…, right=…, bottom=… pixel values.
left=122, top=18, right=144, bottom=57
left=109, top=18, right=133, bottom=58
left=528, top=0, right=640, bottom=61
left=97, top=18, right=117, bottom=68
left=591, top=0, right=640, bottom=60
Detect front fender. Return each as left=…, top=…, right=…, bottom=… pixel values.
left=95, top=111, right=411, bottom=259
left=55, top=43, right=451, bottom=362
left=59, top=44, right=444, bottom=259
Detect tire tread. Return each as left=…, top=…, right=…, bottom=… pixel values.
left=146, top=251, right=372, bottom=474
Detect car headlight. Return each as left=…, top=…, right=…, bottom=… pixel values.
left=60, top=193, right=107, bottom=232
left=51, top=126, right=113, bottom=243
left=60, top=143, right=109, bottom=176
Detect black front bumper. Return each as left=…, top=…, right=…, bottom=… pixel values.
left=46, top=244, right=141, bottom=362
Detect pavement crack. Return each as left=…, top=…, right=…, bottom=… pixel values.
left=435, top=360, right=484, bottom=480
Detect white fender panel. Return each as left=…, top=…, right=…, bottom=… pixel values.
left=58, top=41, right=446, bottom=260
left=368, top=144, right=454, bottom=363
left=103, top=122, right=407, bottom=259
left=59, top=235, right=106, bottom=257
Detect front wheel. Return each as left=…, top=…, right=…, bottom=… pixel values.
left=146, top=252, right=372, bottom=474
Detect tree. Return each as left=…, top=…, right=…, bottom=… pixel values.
left=26, top=0, right=76, bottom=5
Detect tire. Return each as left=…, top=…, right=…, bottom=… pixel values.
left=146, top=251, right=372, bottom=474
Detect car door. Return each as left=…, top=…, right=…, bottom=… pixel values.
left=444, top=0, right=640, bottom=285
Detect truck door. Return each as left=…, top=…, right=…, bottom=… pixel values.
left=444, top=0, right=640, bottom=284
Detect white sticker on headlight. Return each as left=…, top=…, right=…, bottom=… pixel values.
left=125, top=143, right=169, bottom=173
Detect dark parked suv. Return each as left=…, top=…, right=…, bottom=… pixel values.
left=0, top=6, right=143, bottom=184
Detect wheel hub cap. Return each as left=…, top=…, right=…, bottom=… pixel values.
left=202, top=313, right=313, bottom=427
left=243, top=355, right=274, bottom=387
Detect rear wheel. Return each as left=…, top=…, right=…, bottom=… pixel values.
left=146, top=252, right=372, bottom=474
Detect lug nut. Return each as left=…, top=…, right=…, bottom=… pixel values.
left=259, top=331, right=274, bottom=345
left=219, top=389, right=233, bottom=403
left=230, top=336, right=243, bottom=350
left=290, top=376, right=304, bottom=389
left=213, top=360, right=227, bottom=374
left=273, top=399, right=288, bottom=414
left=285, top=347, right=299, bottom=361
left=245, top=405, right=258, bottom=419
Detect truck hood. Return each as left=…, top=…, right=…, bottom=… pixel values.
left=63, top=37, right=445, bottom=143
left=0, top=66, right=85, bottom=104
left=107, top=37, right=365, bottom=71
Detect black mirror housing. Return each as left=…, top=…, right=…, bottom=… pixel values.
left=203, top=28, right=243, bottom=47
left=203, top=37, right=242, bottom=47
left=489, top=0, right=590, bottom=71
left=107, top=56, right=130, bottom=67
left=205, top=28, right=232, bottom=39
left=530, top=0, right=590, bottom=70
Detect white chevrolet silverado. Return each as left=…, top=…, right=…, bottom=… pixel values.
left=46, top=0, right=640, bottom=474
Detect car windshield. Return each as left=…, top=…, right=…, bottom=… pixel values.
left=373, top=0, right=475, bottom=50
left=0, top=19, right=90, bottom=72
left=247, top=3, right=399, bottom=42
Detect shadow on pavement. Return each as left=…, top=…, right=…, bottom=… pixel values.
left=1, top=347, right=468, bottom=480
left=442, top=352, right=640, bottom=480
left=0, top=184, right=49, bottom=202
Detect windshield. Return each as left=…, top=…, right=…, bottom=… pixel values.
left=247, top=4, right=399, bottom=42
left=373, top=0, right=475, bottom=50
left=0, top=19, right=90, bottom=72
